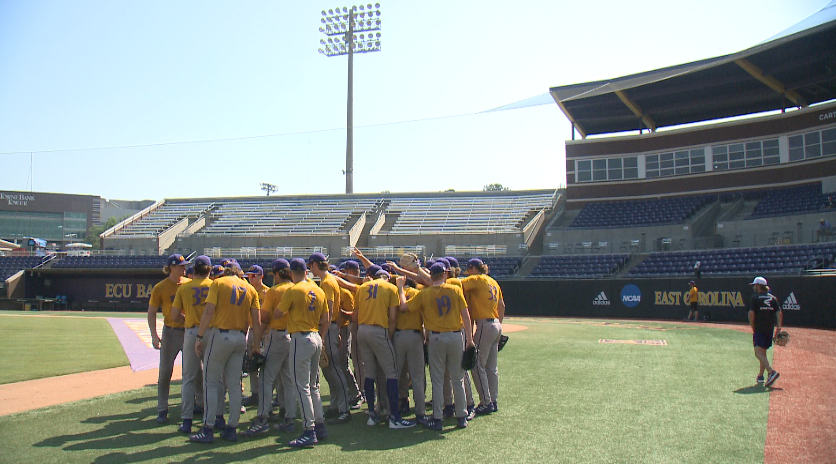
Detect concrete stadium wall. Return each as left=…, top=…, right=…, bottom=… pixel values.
left=717, top=211, right=836, bottom=248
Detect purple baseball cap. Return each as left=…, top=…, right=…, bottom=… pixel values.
left=272, top=258, right=290, bottom=272
left=210, top=265, right=224, bottom=277
left=289, top=258, right=307, bottom=272
left=329, top=264, right=339, bottom=272
left=381, top=263, right=392, bottom=273
left=366, top=264, right=382, bottom=277
left=343, top=260, right=360, bottom=270
left=435, top=257, right=451, bottom=271
left=376, top=270, right=391, bottom=279
left=444, top=256, right=459, bottom=268
left=245, top=265, right=264, bottom=276
left=219, top=258, right=231, bottom=267
left=308, top=252, right=328, bottom=263
left=194, top=255, right=211, bottom=267
left=467, top=258, right=484, bottom=268
left=167, top=254, right=189, bottom=267
left=429, top=262, right=447, bottom=275
left=425, top=258, right=436, bottom=268
left=185, top=266, right=195, bottom=276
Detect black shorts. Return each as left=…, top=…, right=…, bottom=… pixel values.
left=690, top=302, right=698, bottom=311
left=753, top=332, right=773, bottom=349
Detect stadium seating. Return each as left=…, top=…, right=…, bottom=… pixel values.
left=747, top=183, right=828, bottom=219
left=0, top=256, right=49, bottom=281
left=629, top=242, right=836, bottom=276
left=569, top=196, right=713, bottom=229
left=115, top=202, right=213, bottom=237
left=529, top=254, right=629, bottom=278
left=336, top=256, right=520, bottom=278
left=385, top=193, right=553, bottom=235
left=52, top=256, right=167, bottom=269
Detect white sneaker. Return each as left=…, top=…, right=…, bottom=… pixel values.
left=388, top=417, right=415, bottom=429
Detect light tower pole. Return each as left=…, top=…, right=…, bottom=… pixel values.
left=319, top=3, right=382, bottom=194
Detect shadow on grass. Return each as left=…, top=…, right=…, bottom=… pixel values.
left=733, top=385, right=784, bottom=394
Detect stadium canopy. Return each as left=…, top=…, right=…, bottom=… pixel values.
left=550, top=0, right=836, bottom=138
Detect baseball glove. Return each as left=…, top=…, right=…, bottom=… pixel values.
left=242, top=352, right=252, bottom=375
left=498, top=334, right=509, bottom=352
left=319, top=349, right=330, bottom=369
left=462, top=345, right=477, bottom=370
left=249, top=352, right=266, bottom=373
left=775, top=330, right=790, bottom=347
left=399, top=253, right=420, bottom=271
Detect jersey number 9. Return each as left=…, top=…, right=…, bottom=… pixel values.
left=435, top=295, right=451, bottom=316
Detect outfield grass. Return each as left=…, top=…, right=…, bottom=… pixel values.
left=0, top=315, right=130, bottom=384
left=0, top=310, right=148, bottom=319
left=0, top=318, right=770, bottom=463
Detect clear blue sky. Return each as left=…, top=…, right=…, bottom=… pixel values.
left=0, top=0, right=826, bottom=200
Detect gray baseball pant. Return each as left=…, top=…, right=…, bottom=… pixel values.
left=338, top=324, right=361, bottom=401
left=257, top=329, right=296, bottom=420
left=428, top=330, right=467, bottom=420
left=202, top=328, right=246, bottom=427
left=322, top=323, right=350, bottom=413
left=394, top=329, right=426, bottom=416
left=472, top=319, right=501, bottom=405
left=290, top=331, right=325, bottom=430
left=247, top=328, right=260, bottom=396
left=157, top=325, right=184, bottom=413
left=181, top=327, right=205, bottom=419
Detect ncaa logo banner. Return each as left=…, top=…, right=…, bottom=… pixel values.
left=621, top=284, right=641, bottom=308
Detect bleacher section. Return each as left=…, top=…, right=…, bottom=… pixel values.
left=747, top=183, right=827, bottom=219
left=629, top=242, right=836, bottom=277
left=336, top=256, right=520, bottom=278
left=0, top=256, right=48, bottom=281
left=385, top=193, right=553, bottom=234
left=569, top=196, right=712, bottom=229
left=198, top=198, right=378, bottom=236
left=52, top=256, right=166, bottom=269
left=529, top=254, right=629, bottom=278
left=115, top=202, right=213, bottom=237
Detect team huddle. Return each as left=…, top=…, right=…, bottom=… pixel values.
left=147, top=248, right=505, bottom=447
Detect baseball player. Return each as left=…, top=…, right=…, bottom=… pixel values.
left=336, top=259, right=365, bottom=408
left=171, top=255, right=214, bottom=433
left=240, top=259, right=299, bottom=436
left=397, top=263, right=475, bottom=430
left=242, top=265, right=269, bottom=408
left=393, top=278, right=427, bottom=423
left=461, top=258, right=504, bottom=415
left=147, top=253, right=191, bottom=424
left=190, top=261, right=262, bottom=443
left=748, top=277, right=782, bottom=387
left=336, top=263, right=363, bottom=409
left=355, top=269, right=415, bottom=429
left=686, top=281, right=699, bottom=321
left=308, top=253, right=352, bottom=424
left=276, top=258, right=330, bottom=447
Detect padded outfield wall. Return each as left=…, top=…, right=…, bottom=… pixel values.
left=12, top=270, right=836, bottom=329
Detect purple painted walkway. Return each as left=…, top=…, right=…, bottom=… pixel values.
left=107, top=318, right=181, bottom=372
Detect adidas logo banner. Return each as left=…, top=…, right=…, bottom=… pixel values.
left=593, top=291, right=611, bottom=306
left=782, top=292, right=800, bottom=311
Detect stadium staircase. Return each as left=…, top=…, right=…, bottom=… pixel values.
left=517, top=256, right=541, bottom=277
left=615, top=253, right=647, bottom=277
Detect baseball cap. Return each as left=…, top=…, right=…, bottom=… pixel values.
left=272, top=258, right=290, bottom=272
left=376, top=270, right=390, bottom=279
left=245, top=265, right=264, bottom=276
left=425, top=258, right=436, bottom=268
left=467, top=258, right=484, bottom=268
left=689, top=280, right=695, bottom=285
left=167, top=254, right=189, bottom=267
left=289, top=258, right=307, bottom=272
left=366, top=264, right=382, bottom=277
left=185, top=266, right=195, bottom=276
left=429, top=262, right=447, bottom=275
left=194, top=255, right=211, bottom=267
left=749, top=276, right=768, bottom=286
left=210, top=265, right=224, bottom=277
left=343, top=260, right=360, bottom=270
left=308, top=252, right=328, bottom=264
left=435, top=257, right=450, bottom=268
left=219, top=258, right=231, bottom=267
left=381, top=263, right=392, bottom=273
left=226, top=261, right=242, bottom=272
left=445, top=256, right=459, bottom=268
left=329, top=264, right=339, bottom=272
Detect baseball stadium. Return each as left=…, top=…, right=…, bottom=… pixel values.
left=2, top=3, right=836, bottom=464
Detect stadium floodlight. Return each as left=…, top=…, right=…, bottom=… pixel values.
left=260, top=182, right=278, bottom=196
left=318, top=3, right=382, bottom=194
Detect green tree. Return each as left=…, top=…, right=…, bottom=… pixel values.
left=483, top=183, right=510, bottom=192
left=84, top=216, right=123, bottom=250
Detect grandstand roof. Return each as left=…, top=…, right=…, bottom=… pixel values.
left=550, top=1, right=836, bottom=137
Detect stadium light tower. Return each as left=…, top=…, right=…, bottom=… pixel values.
left=319, top=3, right=382, bottom=194
left=260, top=182, right=278, bottom=196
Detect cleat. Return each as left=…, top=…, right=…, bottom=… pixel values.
left=155, top=410, right=168, bottom=424
left=220, top=425, right=238, bottom=442
left=178, top=419, right=192, bottom=434
left=242, top=395, right=258, bottom=407
left=213, top=415, right=226, bottom=431
left=756, top=376, right=765, bottom=385
left=240, top=418, right=269, bottom=437
left=366, top=411, right=382, bottom=426
left=474, top=404, right=493, bottom=416
left=425, top=418, right=443, bottom=431
left=490, top=401, right=497, bottom=412
left=443, top=405, right=455, bottom=419
left=193, top=406, right=204, bottom=417
left=765, top=371, right=780, bottom=387
left=189, top=427, right=214, bottom=443
left=276, top=419, right=296, bottom=433
left=388, top=417, right=415, bottom=429
left=328, top=411, right=352, bottom=425
left=457, top=416, right=468, bottom=428
left=314, top=423, right=328, bottom=440
left=289, top=429, right=317, bottom=448
left=398, top=398, right=410, bottom=415
left=415, top=414, right=430, bottom=427
left=466, top=405, right=476, bottom=421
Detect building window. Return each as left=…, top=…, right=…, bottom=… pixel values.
left=646, top=149, right=704, bottom=178
left=575, top=156, right=639, bottom=183
left=789, top=126, right=836, bottom=161
left=712, top=138, right=779, bottom=171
